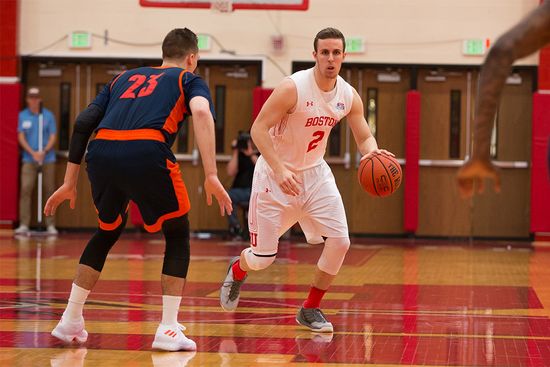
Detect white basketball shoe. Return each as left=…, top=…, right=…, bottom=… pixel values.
left=152, top=323, right=196, bottom=352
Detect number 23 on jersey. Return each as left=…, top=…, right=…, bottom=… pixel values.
left=120, top=73, right=164, bottom=99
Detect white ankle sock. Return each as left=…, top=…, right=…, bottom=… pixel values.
left=161, top=295, right=182, bottom=326
left=63, top=283, right=90, bottom=321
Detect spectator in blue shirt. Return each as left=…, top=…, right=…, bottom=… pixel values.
left=15, top=87, right=58, bottom=235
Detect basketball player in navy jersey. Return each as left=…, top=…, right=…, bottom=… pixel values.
left=457, top=1, right=550, bottom=196
left=45, top=28, right=232, bottom=351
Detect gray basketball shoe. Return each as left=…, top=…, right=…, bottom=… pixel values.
left=220, top=256, right=247, bottom=311
left=296, top=307, right=334, bottom=333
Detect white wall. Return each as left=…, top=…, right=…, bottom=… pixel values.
left=19, top=0, right=540, bottom=87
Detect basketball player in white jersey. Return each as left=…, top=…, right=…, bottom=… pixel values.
left=220, top=28, right=394, bottom=332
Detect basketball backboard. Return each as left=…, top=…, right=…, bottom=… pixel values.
left=139, top=0, right=309, bottom=11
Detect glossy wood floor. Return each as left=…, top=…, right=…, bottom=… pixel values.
left=1, top=231, right=550, bottom=366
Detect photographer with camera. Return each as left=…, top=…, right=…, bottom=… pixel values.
left=226, top=131, right=257, bottom=239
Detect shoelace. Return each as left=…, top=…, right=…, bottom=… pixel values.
left=227, top=278, right=245, bottom=301
left=303, top=308, right=328, bottom=324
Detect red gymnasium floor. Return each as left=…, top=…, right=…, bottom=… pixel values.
left=1, top=232, right=550, bottom=366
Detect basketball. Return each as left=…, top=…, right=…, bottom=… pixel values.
left=358, top=153, right=402, bottom=197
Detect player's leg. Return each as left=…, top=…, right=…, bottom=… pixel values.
left=52, top=150, right=128, bottom=343
left=297, top=163, right=351, bottom=332
left=128, top=146, right=195, bottom=351
left=219, top=191, right=286, bottom=311
left=221, top=158, right=298, bottom=311
left=295, top=236, right=350, bottom=333
left=150, top=214, right=196, bottom=351
left=52, top=214, right=127, bottom=343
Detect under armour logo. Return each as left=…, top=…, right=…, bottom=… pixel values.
left=306, top=101, right=314, bottom=107
left=265, top=188, right=272, bottom=193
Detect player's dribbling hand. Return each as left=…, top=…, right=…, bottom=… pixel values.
left=44, top=183, right=77, bottom=216
left=274, top=167, right=302, bottom=196
left=360, top=149, right=395, bottom=161
left=456, top=158, right=501, bottom=198
left=204, top=174, right=232, bottom=216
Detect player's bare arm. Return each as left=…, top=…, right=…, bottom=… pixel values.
left=347, top=88, right=394, bottom=160
left=189, top=96, right=232, bottom=216
left=458, top=1, right=550, bottom=197
left=473, top=1, right=550, bottom=161
left=250, top=78, right=302, bottom=196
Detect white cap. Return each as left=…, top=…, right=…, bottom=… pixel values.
left=27, top=87, right=40, bottom=96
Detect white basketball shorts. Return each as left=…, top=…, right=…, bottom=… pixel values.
left=247, top=156, right=349, bottom=255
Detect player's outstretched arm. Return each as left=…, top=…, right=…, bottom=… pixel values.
left=347, top=88, right=395, bottom=160
left=251, top=78, right=302, bottom=196
left=458, top=1, right=550, bottom=198
left=189, top=96, right=232, bottom=216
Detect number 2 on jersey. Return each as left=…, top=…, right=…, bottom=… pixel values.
left=120, top=73, right=163, bottom=99
left=307, top=130, right=325, bottom=152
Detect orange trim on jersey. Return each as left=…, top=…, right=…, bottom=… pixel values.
left=143, top=159, right=190, bottom=233
left=178, top=69, right=186, bottom=94
left=95, top=129, right=165, bottom=142
left=161, top=70, right=188, bottom=134
left=152, top=65, right=177, bottom=69
left=110, top=71, right=127, bottom=91
left=98, top=214, right=123, bottom=231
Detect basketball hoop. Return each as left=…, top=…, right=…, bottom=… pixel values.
left=211, top=0, right=233, bottom=13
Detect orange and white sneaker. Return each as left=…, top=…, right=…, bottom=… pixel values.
left=152, top=323, right=196, bottom=352
left=51, top=317, right=88, bottom=344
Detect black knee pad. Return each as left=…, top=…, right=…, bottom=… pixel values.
left=79, top=214, right=127, bottom=271
left=161, top=215, right=190, bottom=278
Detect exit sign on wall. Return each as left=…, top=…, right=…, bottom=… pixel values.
left=346, top=37, right=364, bottom=54
left=197, top=34, right=211, bottom=51
left=69, top=31, right=92, bottom=49
left=462, top=38, right=490, bottom=56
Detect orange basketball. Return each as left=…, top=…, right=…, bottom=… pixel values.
left=358, top=153, right=402, bottom=197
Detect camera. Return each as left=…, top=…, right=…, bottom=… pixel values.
left=236, top=131, right=251, bottom=150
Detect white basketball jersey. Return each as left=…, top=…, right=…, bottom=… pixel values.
left=269, top=67, right=354, bottom=171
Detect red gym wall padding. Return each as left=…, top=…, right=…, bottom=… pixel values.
left=0, top=0, right=20, bottom=223
left=0, top=84, right=21, bottom=222
left=530, top=93, right=550, bottom=233
left=0, top=0, right=17, bottom=76
left=404, top=91, right=420, bottom=233
left=252, top=87, right=273, bottom=123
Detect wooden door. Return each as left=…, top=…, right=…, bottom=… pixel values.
left=24, top=61, right=90, bottom=228
left=417, top=68, right=474, bottom=236
left=470, top=70, right=532, bottom=237
left=347, top=67, right=408, bottom=234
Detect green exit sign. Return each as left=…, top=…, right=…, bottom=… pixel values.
left=197, top=34, right=211, bottom=51
left=70, top=31, right=92, bottom=49
left=462, top=39, right=489, bottom=56
left=346, top=37, right=364, bottom=54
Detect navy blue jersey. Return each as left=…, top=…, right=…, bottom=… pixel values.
left=92, top=66, right=214, bottom=147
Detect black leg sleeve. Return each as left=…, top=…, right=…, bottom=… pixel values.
left=79, top=214, right=127, bottom=272
left=161, top=214, right=190, bottom=278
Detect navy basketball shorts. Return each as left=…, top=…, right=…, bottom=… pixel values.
left=85, top=138, right=190, bottom=233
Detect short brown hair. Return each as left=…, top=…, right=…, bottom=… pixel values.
left=313, top=27, right=345, bottom=52
left=162, top=28, right=199, bottom=59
